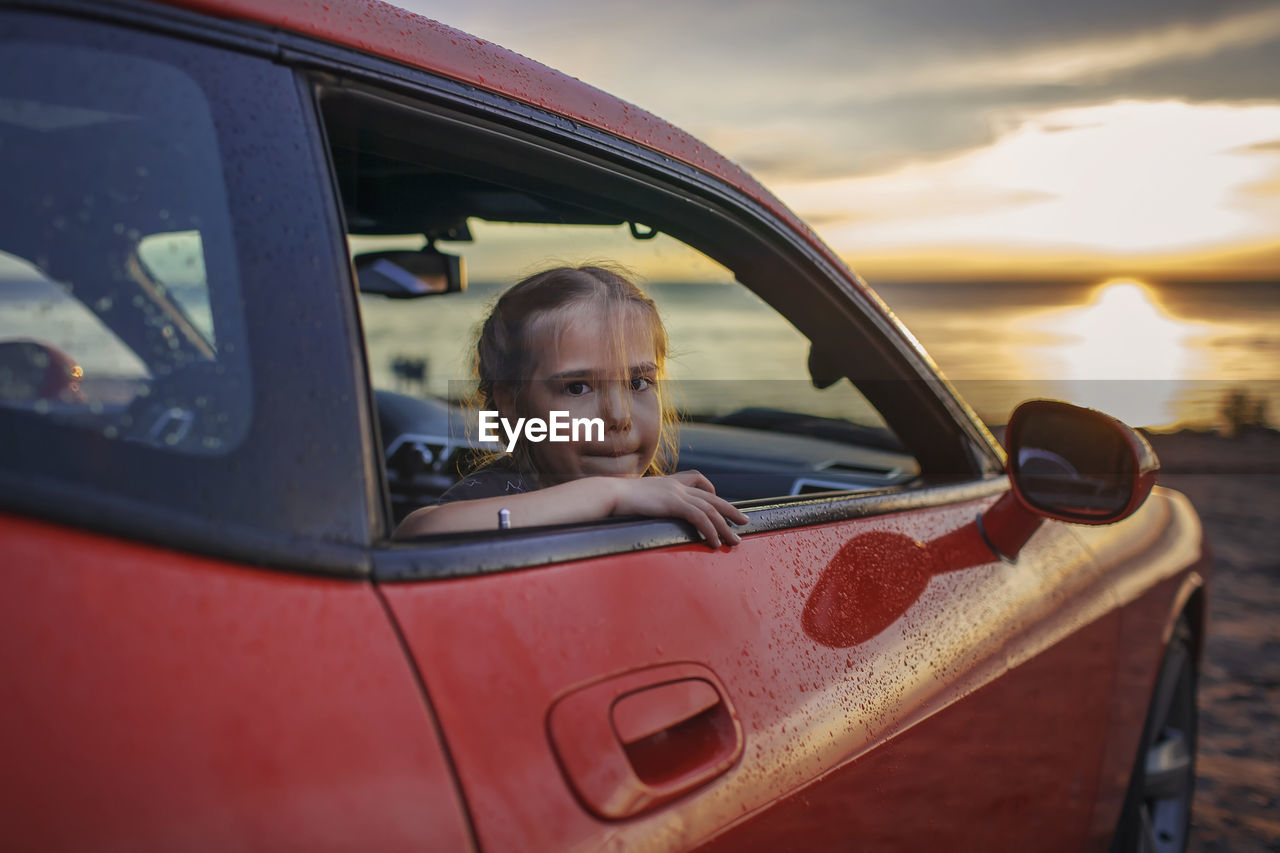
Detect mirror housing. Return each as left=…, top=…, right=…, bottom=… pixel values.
left=355, top=246, right=466, bottom=298
left=1006, top=399, right=1158, bottom=524
left=979, top=399, right=1159, bottom=562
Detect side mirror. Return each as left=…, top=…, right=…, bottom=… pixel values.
left=1006, top=399, right=1159, bottom=524
left=979, top=399, right=1159, bottom=562
left=355, top=247, right=466, bottom=298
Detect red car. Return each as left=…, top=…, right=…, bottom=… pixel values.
left=1, top=1, right=1208, bottom=850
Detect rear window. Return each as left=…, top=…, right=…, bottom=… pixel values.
left=0, top=37, right=250, bottom=454
left=0, top=13, right=375, bottom=559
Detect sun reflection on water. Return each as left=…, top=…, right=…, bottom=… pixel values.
left=1032, top=278, right=1214, bottom=428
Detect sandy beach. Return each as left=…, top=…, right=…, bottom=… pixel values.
left=1146, top=430, right=1280, bottom=852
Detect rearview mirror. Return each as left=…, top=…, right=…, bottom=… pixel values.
left=354, top=247, right=466, bottom=298
left=1005, top=399, right=1159, bottom=524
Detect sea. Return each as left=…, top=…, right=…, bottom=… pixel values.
left=873, top=278, right=1280, bottom=431
left=360, top=277, right=1280, bottom=433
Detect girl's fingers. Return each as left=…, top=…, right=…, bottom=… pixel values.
left=671, top=472, right=749, bottom=526
left=613, top=478, right=747, bottom=547
left=697, top=488, right=750, bottom=527
left=716, top=496, right=750, bottom=526
left=694, top=494, right=741, bottom=546
left=677, top=500, right=721, bottom=548
left=686, top=492, right=742, bottom=548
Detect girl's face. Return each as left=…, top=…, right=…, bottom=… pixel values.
left=514, top=303, right=661, bottom=484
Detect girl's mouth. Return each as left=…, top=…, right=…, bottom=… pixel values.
left=580, top=449, right=644, bottom=475
left=588, top=446, right=638, bottom=458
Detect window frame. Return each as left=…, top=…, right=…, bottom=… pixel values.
left=303, top=73, right=1008, bottom=577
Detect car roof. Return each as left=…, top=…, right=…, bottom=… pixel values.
left=161, top=0, right=852, bottom=282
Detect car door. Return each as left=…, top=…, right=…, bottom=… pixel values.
left=310, top=73, right=1125, bottom=849
left=379, top=500, right=1118, bottom=851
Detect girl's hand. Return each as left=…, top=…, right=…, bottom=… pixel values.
left=609, top=470, right=750, bottom=548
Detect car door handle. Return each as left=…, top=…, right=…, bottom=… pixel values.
left=547, top=662, right=743, bottom=820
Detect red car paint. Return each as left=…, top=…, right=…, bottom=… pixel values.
left=1, top=515, right=474, bottom=851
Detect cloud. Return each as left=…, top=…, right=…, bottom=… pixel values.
left=1234, top=138, right=1280, bottom=154
left=394, top=0, right=1280, bottom=104
left=392, top=0, right=1280, bottom=183
left=386, top=1, right=1280, bottom=278
left=824, top=5, right=1280, bottom=102
left=776, top=100, right=1280, bottom=258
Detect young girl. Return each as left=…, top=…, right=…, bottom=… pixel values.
left=392, top=265, right=749, bottom=547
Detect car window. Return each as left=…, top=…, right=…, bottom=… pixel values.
left=321, top=89, right=923, bottom=528
left=0, top=36, right=250, bottom=455
left=0, top=13, right=375, bottom=561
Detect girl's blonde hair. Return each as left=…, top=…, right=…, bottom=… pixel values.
left=472, top=265, right=677, bottom=478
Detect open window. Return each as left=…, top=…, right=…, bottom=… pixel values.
left=317, top=86, right=980, bottom=532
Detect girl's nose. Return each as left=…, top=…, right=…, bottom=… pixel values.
left=601, top=383, right=632, bottom=432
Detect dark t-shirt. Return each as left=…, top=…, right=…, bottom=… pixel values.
left=435, top=457, right=536, bottom=504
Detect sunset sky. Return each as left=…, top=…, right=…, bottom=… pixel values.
left=392, top=0, right=1280, bottom=281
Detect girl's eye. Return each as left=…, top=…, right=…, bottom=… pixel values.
left=630, top=375, right=655, bottom=392
left=564, top=381, right=591, bottom=396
